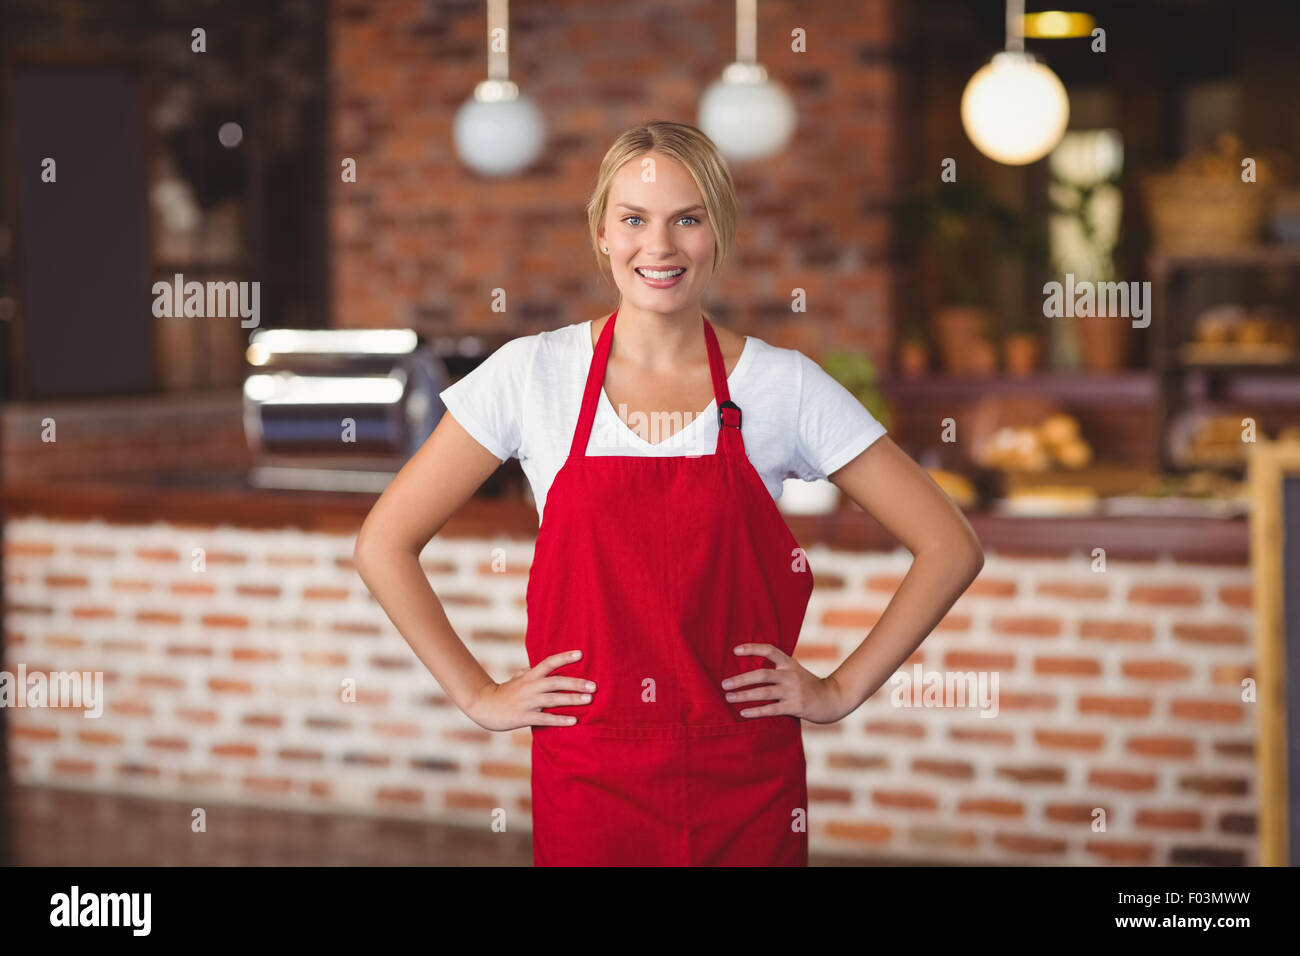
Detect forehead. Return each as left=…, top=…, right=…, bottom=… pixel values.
left=609, top=153, right=701, bottom=205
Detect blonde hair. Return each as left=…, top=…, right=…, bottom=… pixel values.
left=586, top=120, right=737, bottom=293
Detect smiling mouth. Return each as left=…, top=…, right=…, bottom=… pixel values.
left=634, top=267, right=687, bottom=279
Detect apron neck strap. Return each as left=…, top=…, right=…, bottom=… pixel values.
left=569, top=309, right=745, bottom=458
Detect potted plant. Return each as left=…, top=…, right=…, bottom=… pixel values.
left=1049, top=165, right=1128, bottom=371
left=777, top=350, right=891, bottom=515
left=1004, top=310, right=1042, bottom=376
left=898, top=313, right=929, bottom=379
left=968, top=333, right=998, bottom=376
left=896, top=182, right=1014, bottom=376
left=1000, top=206, right=1050, bottom=376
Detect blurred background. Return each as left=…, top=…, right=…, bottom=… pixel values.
left=2, top=0, right=1298, bottom=866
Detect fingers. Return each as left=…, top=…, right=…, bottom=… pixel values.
left=733, top=642, right=787, bottom=664
left=526, top=712, right=580, bottom=727
left=520, top=688, right=591, bottom=728
left=722, top=666, right=782, bottom=690
left=501, top=657, right=595, bottom=729
left=723, top=667, right=793, bottom=714
left=536, top=675, right=597, bottom=694
left=733, top=702, right=790, bottom=718
left=725, top=683, right=786, bottom=704
left=532, top=691, right=593, bottom=708
left=533, top=649, right=583, bottom=676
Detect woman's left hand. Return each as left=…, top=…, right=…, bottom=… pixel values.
left=722, top=643, right=854, bottom=725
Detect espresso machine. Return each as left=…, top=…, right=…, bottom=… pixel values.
left=241, top=327, right=513, bottom=493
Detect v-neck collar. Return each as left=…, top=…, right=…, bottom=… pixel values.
left=582, top=318, right=754, bottom=450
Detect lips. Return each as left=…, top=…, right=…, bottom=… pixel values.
left=634, top=267, right=687, bottom=277
left=634, top=266, right=687, bottom=289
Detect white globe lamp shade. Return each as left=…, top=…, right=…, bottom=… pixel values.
left=698, top=62, right=796, bottom=162
left=961, top=52, right=1069, bottom=165
left=453, top=79, right=545, bottom=177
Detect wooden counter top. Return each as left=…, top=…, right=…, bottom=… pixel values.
left=0, top=472, right=1249, bottom=562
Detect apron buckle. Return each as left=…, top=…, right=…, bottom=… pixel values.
left=718, top=400, right=742, bottom=429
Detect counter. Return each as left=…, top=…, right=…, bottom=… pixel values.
left=0, top=471, right=1250, bottom=561
left=1, top=471, right=1259, bottom=865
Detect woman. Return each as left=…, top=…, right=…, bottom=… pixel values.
left=354, top=120, right=984, bottom=866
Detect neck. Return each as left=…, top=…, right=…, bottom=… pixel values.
left=605, top=300, right=708, bottom=374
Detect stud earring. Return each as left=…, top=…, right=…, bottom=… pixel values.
left=601, top=246, right=608, bottom=253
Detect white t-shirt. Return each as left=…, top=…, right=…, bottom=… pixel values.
left=438, top=319, right=887, bottom=523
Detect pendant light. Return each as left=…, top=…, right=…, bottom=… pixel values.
left=453, top=0, right=546, bottom=177
left=960, top=0, right=1070, bottom=166
left=1022, top=10, right=1096, bottom=39
left=698, top=0, right=796, bottom=162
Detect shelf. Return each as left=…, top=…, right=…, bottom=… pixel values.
left=881, top=371, right=1154, bottom=405
left=1150, top=244, right=1300, bottom=472
left=153, top=259, right=249, bottom=273
left=1164, top=459, right=1249, bottom=476
left=1150, top=245, right=1300, bottom=272
left=1174, top=361, right=1300, bottom=374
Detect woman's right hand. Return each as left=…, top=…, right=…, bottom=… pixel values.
left=465, top=650, right=596, bottom=731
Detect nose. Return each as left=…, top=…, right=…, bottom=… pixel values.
left=644, top=224, right=678, bottom=257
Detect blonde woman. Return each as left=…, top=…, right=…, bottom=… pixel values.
left=354, top=120, right=984, bottom=866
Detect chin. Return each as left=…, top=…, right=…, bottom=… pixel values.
left=634, top=294, right=693, bottom=313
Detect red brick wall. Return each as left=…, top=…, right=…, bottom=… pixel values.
left=3, top=515, right=1259, bottom=864
left=329, top=0, right=903, bottom=362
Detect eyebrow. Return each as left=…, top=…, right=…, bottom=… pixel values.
left=615, top=203, right=706, bottom=216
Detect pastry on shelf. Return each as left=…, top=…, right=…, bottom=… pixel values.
left=999, top=485, right=1099, bottom=516
left=1104, top=468, right=1249, bottom=517
left=1054, top=437, right=1093, bottom=468
left=983, top=426, right=1052, bottom=472
left=969, top=398, right=1093, bottom=472
left=1168, top=409, right=1256, bottom=466
left=927, top=468, right=977, bottom=509
left=1183, top=303, right=1298, bottom=363
left=1194, top=304, right=1246, bottom=344
left=1237, top=315, right=1272, bottom=345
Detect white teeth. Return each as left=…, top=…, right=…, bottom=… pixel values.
left=636, top=267, right=685, bottom=279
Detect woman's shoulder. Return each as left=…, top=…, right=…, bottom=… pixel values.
left=494, top=322, right=596, bottom=385
left=489, top=321, right=587, bottom=361
left=733, top=335, right=851, bottom=409
left=741, top=334, right=831, bottom=376
left=734, top=330, right=803, bottom=376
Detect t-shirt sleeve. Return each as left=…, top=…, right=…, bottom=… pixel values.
left=437, top=335, right=535, bottom=462
left=787, top=350, right=888, bottom=481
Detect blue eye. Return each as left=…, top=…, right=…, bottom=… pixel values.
left=622, top=215, right=700, bottom=226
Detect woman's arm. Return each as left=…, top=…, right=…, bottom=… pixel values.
left=353, top=412, right=594, bottom=728
left=824, top=436, right=985, bottom=712
left=724, top=435, right=985, bottom=722
left=353, top=413, right=505, bottom=712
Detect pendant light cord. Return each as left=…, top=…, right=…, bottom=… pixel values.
left=1005, top=0, right=1025, bottom=52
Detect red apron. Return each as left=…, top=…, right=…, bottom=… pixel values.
left=525, top=308, right=815, bottom=866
